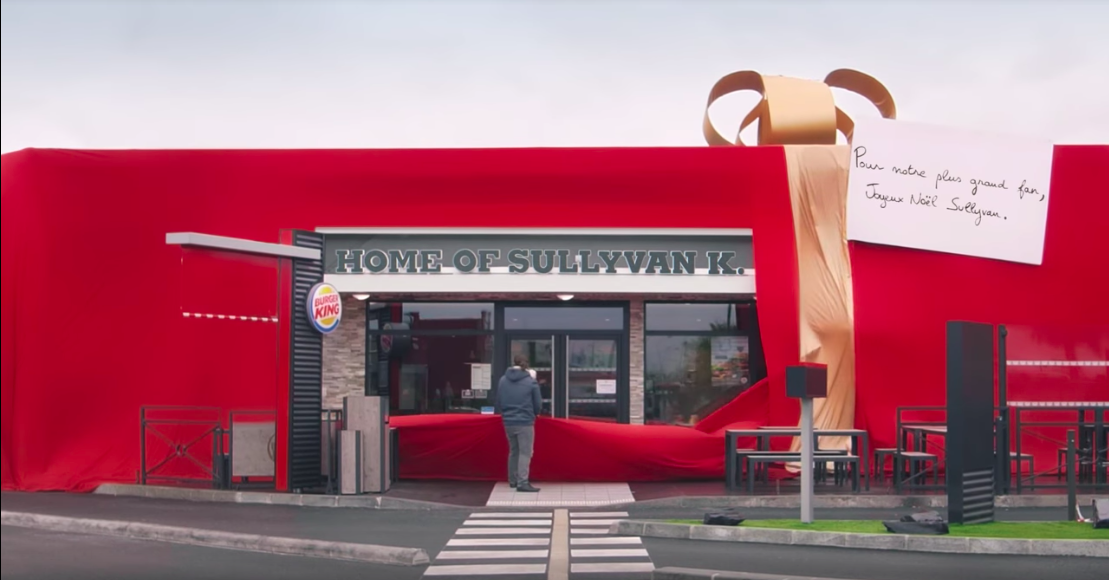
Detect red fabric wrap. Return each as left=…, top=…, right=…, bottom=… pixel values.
left=2, top=145, right=1104, bottom=489
left=2, top=152, right=22, bottom=488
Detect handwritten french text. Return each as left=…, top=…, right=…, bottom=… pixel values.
left=853, top=146, right=884, bottom=171
left=948, top=197, right=1005, bottom=226
left=864, top=183, right=902, bottom=208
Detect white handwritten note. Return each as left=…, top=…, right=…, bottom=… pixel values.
left=846, top=118, right=1054, bottom=265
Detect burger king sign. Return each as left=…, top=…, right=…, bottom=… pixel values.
left=307, top=283, right=342, bottom=334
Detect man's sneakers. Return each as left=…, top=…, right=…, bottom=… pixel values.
left=508, top=481, right=540, bottom=492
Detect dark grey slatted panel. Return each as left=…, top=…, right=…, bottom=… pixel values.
left=961, top=469, right=995, bottom=524
left=289, top=231, right=324, bottom=490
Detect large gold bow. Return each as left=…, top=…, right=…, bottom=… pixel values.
left=703, top=69, right=897, bottom=146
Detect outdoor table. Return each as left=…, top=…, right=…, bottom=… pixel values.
left=725, top=428, right=869, bottom=491
left=900, top=424, right=947, bottom=453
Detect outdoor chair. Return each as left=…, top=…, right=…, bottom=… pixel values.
left=893, top=451, right=939, bottom=492
left=1009, top=451, right=1035, bottom=492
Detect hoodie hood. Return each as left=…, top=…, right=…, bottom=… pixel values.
left=504, top=367, right=532, bottom=382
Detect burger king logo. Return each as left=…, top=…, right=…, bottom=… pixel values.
left=307, top=283, right=342, bottom=334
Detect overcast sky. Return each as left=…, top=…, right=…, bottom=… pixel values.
left=2, top=0, right=1106, bottom=153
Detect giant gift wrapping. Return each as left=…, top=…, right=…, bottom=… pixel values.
left=1, top=96, right=1106, bottom=489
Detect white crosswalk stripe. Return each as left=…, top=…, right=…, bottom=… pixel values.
left=424, top=564, right=548, bottom=576
left=447, top=538, right=551, bottom=547
left=571, top=548, right=650, bottom=558
left=437, top=550, right=550, bottom=560
left=462, top=519, right=552, bottom=526
left=422, top=509, right=651, bottom=578
left=454, top=527, right=552, bottom=535
left=571, top=536, right=642, bottom=546
left=469, top=512, right=554, bottom=518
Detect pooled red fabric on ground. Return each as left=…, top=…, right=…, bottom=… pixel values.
left=391, top=414, right=773, bottom=481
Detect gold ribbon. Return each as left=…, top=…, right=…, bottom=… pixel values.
left=703, top=69, right=897, bottom=146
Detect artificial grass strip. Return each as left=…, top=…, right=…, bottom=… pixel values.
left=666, top=519, right=1107, bottom=540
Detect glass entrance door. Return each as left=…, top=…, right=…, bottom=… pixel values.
left=505, top=334, right=622, bottom=422
left=507, top=336, right=555, bottom=416
left=565, top=336, right=619, bottom=422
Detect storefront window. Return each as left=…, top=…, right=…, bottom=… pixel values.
left=644, top=303, right=761, bottom=426
left=368, top=303, right=494, bottom=415
left=504, top=306, right=624, bottom=330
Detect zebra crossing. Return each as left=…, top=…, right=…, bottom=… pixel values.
left=421, top=510, right=652, bottom=579
left=569, top=512, right=653, bottom=578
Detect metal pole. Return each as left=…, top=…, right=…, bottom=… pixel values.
left=801, top=397, right=814, bottom=524
left=140, top=408, right=147, bottom=485
left=1067, top=431, right=1077, bottom=522
left=212, top=425, right=220, bottom=489
left=997, top=325, right=1009, bottom=495
left=997, top=326, right=1008, bottom=404
left=1097, top=408, right=1107, bottom=486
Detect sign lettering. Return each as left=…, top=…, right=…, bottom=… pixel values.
left=333, top=247, right=745, bottom=275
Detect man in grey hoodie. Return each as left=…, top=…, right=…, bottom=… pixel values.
left=495, top=354, right=543, bottom=492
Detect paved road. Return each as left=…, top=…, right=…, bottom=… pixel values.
left=2, top=492, right=1101, bottom=580
left=644, top=536, right=1103, bottom=580
left=5, top=525, right=1102, bottom=580
left=0, top=526, right=424, bottom=580
left=1, top=492, right=467, bottom=548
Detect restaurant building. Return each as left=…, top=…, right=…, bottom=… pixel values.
left=318, top=228, right=765, bottom=426
left=2, top=145, right=1104, bottom=492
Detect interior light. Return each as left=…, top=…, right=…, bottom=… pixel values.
left=557, top=294, right=574, bottom=301
left=353, top=294, right=370, bottom=301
